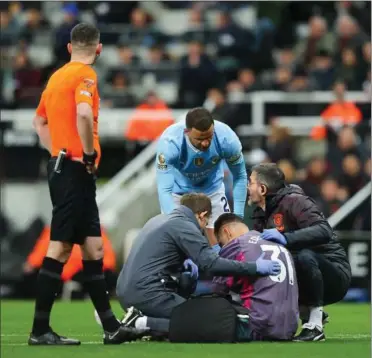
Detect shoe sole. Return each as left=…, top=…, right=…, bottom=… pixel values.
left=293, top=334, right=326, bottom=342
left=121, top=307, right=140, bottom=327
left=28, top=341, right=81, bottom=345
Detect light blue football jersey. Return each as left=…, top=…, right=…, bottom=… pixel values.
left=156, top=120, right=247, bottom=217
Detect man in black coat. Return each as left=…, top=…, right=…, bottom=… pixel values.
left=249, top=163, right=351, bottom=342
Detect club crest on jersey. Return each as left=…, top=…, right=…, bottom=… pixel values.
left=84, top=78, right=95, bottom=88
left=194, top=157, right=204, bottom=167
left=273, top=213, right=285, bottom=232
left=226, top=153, right=242, bottom=164
left=157, top=153, right=167, bottom=170
left=211, top=156, right=220, bottom=165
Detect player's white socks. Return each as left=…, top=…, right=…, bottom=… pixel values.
left=305, top=306, right=323, bottom=331
left=135, top=316, right=149, bottom=330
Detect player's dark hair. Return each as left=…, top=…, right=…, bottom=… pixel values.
left=214, top=213, right=245, bottom=238
left=185, top=107, right=214, bottom=131
left=251, top=163, right=286, bottom=193
left=70, top=23, right=100, bottom=47
left=180, top=193, right=212, bottom=216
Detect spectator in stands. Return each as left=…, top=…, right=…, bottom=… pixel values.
left=102, top=71, right=135, bottom=108
left=295, top=16, right=335, bottom=67
left=178, top=40, right=218, bottom=107
left=0, top=9, right=21, bottom=46
left=287, top=67, right=317, bottom=92
left=118, top=7, right=161, bottom=47
left=311, top=81, right=363, bottom=140
left=339, top=154, right=368, bottom=197
left=125, top=90, right=174, bottom=145
left=143, top=44, right=170, bottom=66
left=203, top=87, right=238, bottom=130
left=327, top=126, right=368, bottom=176
left=299, top=156, right=329, bottom=199
left=365, top=158, right=371, bottom=178
left=361, top=42, right=371, bottom=90
left=225, top=68, right=262, bottom=99
left=277, top=159, right=298, bottom=183
left=236, top=68, right=262, bottom=92
left=259, top=65, right=292, bottom=92
left=53, top=3, right=79, bottom=65
left=182, top=3, right=208, bottom=43
left=276, top=47, right=295, bottom=70
left=336, top=15, right=369, bottom=56
left=19, top=8, right=50, bottom=44
left=13, top=50, right=42, bottom=107
left=309, top=50, right=335, bottom=91
left=316, top=177, right=346, bottom=218
left=93, top=1, right=137, bottom=25
left=265, top=124, right=294, bottom=164
left=336, top=47, right=362, bottom=90
left=117, top=45, right=140, bottom=67
left=212, top=8, right=250, bottom=80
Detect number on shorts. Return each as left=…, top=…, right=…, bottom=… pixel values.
left=221, top=196, right=230, bottom=212
left=260, top=244, right=295, bottom=285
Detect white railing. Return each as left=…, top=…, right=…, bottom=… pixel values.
left=2, top=91, right=369, bottom=138
left=96, top=139, right=158, bottom=208
left=328, top=182, right=372, bottom=229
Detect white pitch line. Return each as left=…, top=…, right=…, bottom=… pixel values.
left=1, top=334, right=370, bottom=346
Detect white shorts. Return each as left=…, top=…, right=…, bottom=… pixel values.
left=172, top=187, right=230, bottom=229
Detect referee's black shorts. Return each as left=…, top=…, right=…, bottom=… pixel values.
left=47, top=157, right=101, bottom=245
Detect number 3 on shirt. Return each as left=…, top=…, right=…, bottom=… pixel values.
left=221, top=197, right=230, bottom=213
left=260, top=245, right=295, bottom=285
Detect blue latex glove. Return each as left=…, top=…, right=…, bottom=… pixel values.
left=260, top=228, right=287, bottom=245
left=183, top=259, right=199, bottom=279
left=212, top=244, right=221, bottom=254
left=255, top=252, right=281, bottom=276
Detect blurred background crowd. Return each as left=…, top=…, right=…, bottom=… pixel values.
left=0, top=1, right=371, bottom=300
left=1, top=1, right=371, bottom=108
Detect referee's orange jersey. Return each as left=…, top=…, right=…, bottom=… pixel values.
left=36, top=62, right=101, bottom=165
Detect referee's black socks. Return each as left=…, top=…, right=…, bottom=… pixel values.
left=32, top=257, right=64, bottom=335
left=83, top=259, right=120, bottom=333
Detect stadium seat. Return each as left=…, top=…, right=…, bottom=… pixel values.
left=205, top=10, right=220, bottom=29
left=99, top=45, right=121, bottom=67
left=166, top=42, right=188, bottom=60
left=28, top=46, right=53, bottom=67
left=156, top=9, right=190, bottom=36
left=156, top=82, right=178, bottom=104
left=231, top=6, right=256, bottom=29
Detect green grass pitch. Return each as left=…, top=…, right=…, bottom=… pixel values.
left=1, top=301, right=370, bottom=358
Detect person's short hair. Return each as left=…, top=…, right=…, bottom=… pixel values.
left=70, top=23, right=100, bottom=47
left=251, top=163, right=286, bottom=193
left=185, top=107, right=214, bottom=131
left=180, top=193, right=212, bottom=216
left=214, top=213, right=245, bottom=238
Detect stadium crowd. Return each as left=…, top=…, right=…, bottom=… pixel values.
left=0, top=1, right=371, bottom=108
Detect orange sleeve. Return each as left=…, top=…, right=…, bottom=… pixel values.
left=36, top=92, right=47, bottom=119
left=102, top=228, right=116, bottom=271
left=75, top=68, right=97, bottom=107
left=27, top=227, right=51, bottom=268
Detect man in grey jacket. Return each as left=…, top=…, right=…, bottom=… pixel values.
left=116, top=193, right=280, bottom=334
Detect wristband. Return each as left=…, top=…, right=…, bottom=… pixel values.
left=83, top=150, right=97, bottom=166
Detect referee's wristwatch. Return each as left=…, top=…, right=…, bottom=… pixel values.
left=83, top=150, right=97, bottom=166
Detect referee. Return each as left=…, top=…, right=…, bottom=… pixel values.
left=29, top=23, right=142, bottom=345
